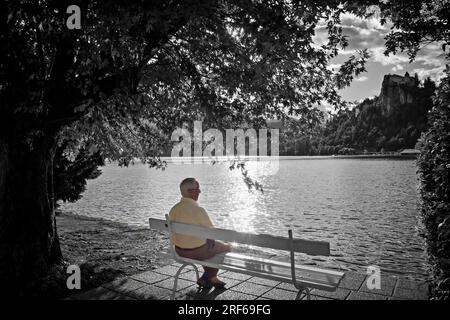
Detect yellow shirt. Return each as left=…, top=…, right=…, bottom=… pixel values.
left=168, top=197, right=214, bottom=249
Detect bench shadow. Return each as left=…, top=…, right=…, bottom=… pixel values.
left=178, top=285, right=228, bottom=300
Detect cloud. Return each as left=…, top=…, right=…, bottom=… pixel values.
left=355, top=76, right=368, bottom=82
left=414, top=47, right=446, bottom=68
left=339, top=49, right=358, bottom=56
left=313, top=12, right=387, bottom=50
left=327, top=63, right=342, bottom=71
left=357, top=95, right=376, bottom=103
left=413, top=66, right=446, bottom=82
left=312, top=25, right=328, bottom=47
left=370, top=47, right=410, bottom=66
left=314, top=13, right=389, bottom=52
left=339, top=13, right=390, bottom=50
left=316, top=11, right=447, bottom=91
left=340, top=12, right=390, bottom=33
left=339, top=26, right=385, bottom=50
left=392, top=64, right=404, bottom=72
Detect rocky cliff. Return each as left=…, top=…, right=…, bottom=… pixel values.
left=379, top=72, right=419, bottom=114
left=322, top=72, right=436, bottom=153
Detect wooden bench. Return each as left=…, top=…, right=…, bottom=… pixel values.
left=149, top=215, right=345, bottom=300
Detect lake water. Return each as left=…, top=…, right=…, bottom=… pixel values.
left=60, top=157, right=430, bottom=281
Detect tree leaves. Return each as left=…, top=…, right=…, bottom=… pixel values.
left=417, top=68, right=450, bottom=300
left=1, top=0, right=386, bottom=197
left=378, top=0, right=450, bottom=60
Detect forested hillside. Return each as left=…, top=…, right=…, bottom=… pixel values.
left=280, top=73, right=436, bottom=155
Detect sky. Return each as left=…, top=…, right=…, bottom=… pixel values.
left=314, top=12, right=447, bottom=104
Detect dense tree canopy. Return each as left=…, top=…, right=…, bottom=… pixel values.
left=1, top=0, right=371, bottom=165
left=0, top=0, right=372, bottom=292
left=418, top=70, right=450, bottom=300
left=379, top=0, right=450, bottom=60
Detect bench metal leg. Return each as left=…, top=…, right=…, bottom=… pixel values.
left=171, top=263, right=200, bottom=300
left=295, top=287, right=311, bottom=300
left=193, top=264, right=200, bottom=281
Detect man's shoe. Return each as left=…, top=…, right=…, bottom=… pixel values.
left=197, top=278, right=213, bottom=288
left=209, top=278, right=226, bottom=289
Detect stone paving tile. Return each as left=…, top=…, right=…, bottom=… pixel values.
left=127, top=284, right=173, bottom=300
left=102, top=278, right=147, bottom=294
left=347, top=291, right=388, bottom=300
left=359, top=275, right=397, bottom=297
left=171, top=262, right=184, bottom=268
left=177, top=287, right=235, bottom=300
left=308, top=295, right=333, bottom=300
left=274, top=282, right=298, bottom=292
left=153, top=265, right=190, bottom=276
left=392, top=287, right=429, bottom=300
left=155, top=278, right=195, bottom=291
left=231, top=282, right=272, bottom=297
left=217, top=277, right=243, bottom=290
left=247, top=277, right=281, bottom=287
left=179, top=270, right=200, bottom=281
left=220, top=271, right=253, bottom=281
left=261, top=288, right=298, bottom=300
left=173, top=286, right=202, bottom=300
left=171, top=264, right=200, bottom=273
left=191, top=288, right=228, bottom=300
left=312, top=288, right=351, bottom=300
left=160, top=286, right=199, bottom=300
left=214, top=290, right=259, bottom=300
left=130, top=270, right=171, bottom=284
left=338, top=272, right=366, bottom=291
left=177, top=272, right=243, bottom=290
left=396, top=278, right=429, bottom=292
left=388, top=296, right=408, bottom=300
left=74, top=262, right=431, bottom=301
left=70, top=287, right=133, bottom=300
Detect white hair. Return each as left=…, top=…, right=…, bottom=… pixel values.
left=180, top=178, right=197, bottom=196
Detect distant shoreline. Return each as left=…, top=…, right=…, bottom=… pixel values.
left=102, top=154, right=418, bottom=165
left=158, top=154, right=418, bottom=163
left=277, top=154, right=418, bottom=160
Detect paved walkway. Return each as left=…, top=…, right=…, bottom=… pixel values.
left=68, top=261, right=430, bottom=300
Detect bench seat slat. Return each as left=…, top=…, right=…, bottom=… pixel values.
left=223, top=252, right=345, bottom=279
left=149, top=218, right=330, bottom=256
left=175, top=252, right=344, bottom=292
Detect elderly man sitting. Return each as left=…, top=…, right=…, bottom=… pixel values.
left=168, top=177, right=231, bottom=288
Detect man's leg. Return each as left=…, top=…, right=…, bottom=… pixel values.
left=175, top=244, right=219, bottom=285
left=200, top=266, right=218, bottom=279
left=196, top=240, right=221, bottom=278
left=197, top=240, right=231, bottom=286
left=211, top=240, right=232, bottom=254
left=175, top=241, right=231, bottom=287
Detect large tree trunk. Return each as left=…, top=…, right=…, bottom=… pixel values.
left=0, top=131, right=62, bottom=293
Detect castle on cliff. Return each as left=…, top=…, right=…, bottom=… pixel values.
left=380, top=72, right=419, bottom=113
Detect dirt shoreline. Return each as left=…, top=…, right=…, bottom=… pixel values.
left=53, top=211, right=276, bottom=297
left=55, top=211, right=172, bottom=297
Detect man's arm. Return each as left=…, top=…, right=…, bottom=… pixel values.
left=199, top=207, right=214, bottom=228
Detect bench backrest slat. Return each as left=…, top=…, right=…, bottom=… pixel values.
left=149, top=218, right=330, bottom=256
